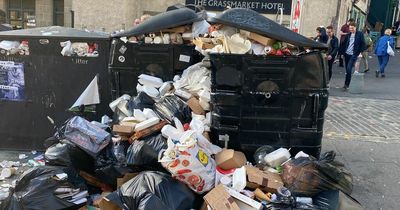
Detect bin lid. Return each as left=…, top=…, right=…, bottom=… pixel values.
left=0, top=26, right=110, bottom=39
left=208, top=8, right=327, bottom=49
left=113, top=7, right=203, bottom=38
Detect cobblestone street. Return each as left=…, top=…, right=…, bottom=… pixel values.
left=325, top=97, right=400, bottom=142
left=322, top=52, right=400, bottom=210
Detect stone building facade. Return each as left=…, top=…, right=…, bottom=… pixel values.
left=0, top=0, right=369, bottom=38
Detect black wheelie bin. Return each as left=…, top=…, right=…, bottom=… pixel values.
left=0, top=26, right=111, bottom=150
left=208, top=9, right=329, bottom=158
left=109, top=7, right=203, bottom=99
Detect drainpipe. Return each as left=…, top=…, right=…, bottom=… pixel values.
left=334, top=0, right=342, bottom=30
left=70, top=10, right=74, bottom=28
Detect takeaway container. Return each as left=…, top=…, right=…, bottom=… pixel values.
left=0, top=26, right=111, bottom=150
left=109, top=7, right=203, bottom=99
left=208, top=9, right=329, bottom=158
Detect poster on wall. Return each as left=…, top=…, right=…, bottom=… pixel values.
left=0, top=61, right=25, bottom=101
left=291, top=0, right=302, bottom=33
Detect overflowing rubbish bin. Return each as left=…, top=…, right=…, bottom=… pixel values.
left=109, top=7, right=203, bottom=99
left=0, top=26, right=111, bottom=150
left=207, top=9, right=328, bottom=158
left=0, top=5, right=365, bottom=210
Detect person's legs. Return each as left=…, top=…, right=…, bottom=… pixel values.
left=362, top=51, right=369, bottom=71
left=380, top=55, right=390, bottom=76
left=377, top=56, right=383, bottom=77
left=344, top=54, right=354, bottom=88
left=339, top=54, right=344, bottom=67
left=328, top=59, right=334, bottom=80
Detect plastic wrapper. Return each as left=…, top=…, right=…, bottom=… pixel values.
left=106, top=171, right=196, bottom=210
left=128, top=92, right=155, bottom=112
left=174, top=62, right=211, bottom=94
left=126, top=133, right=167, bottom=166
left=64, top=116, right=111, bottom=157
left=1, top=166, right=86, bottom=210
left=159, top=130, right=221, bottom=193
left=281, top=151, right=353, bottom=197
left=113, top=141, right=130, bottom=164
left=45, top=139, right=95, bottom=173
left=153, top=95, right=191, bottom=123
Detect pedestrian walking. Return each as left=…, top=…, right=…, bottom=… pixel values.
left=355, top=28, right=372, bottom=73
left=374, top=28, right=395, bottom=78
left=338, top=19, right=355, bottom=67
left=314, top=26, right=328, bottom=44
left=340, top=22, right=366, bottom=90
left=326, top=26, right=339, bottom=80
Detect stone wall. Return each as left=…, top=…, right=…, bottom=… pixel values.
left=36, top=0, right=53, bottom=27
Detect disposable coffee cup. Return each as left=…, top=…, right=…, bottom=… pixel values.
left=1, top=168, right=16, bottom=178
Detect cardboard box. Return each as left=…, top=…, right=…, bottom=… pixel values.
left=117, top=173, right=139, bottom=188
left=187, top=97, right=206, bottom=115
left=245, top=165, right=283, bottom=193
left=113, top=125, right=134, bottom=136
left=240, top=30, right=275, bottom=46
left=204, top=185, right=240, bottom=210
left=225, top=187, right=262, bottom=210
left=215, top=149, right=247, bottom=170
left=193, top=38, right=216, bottom=50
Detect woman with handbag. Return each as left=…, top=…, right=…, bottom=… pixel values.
left=374, top=29, right=395, bottom=78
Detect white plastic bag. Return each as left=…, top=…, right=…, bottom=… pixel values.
left=387, top=41, right=395, bottom=56
left=159, top=130, right=221, bottom=193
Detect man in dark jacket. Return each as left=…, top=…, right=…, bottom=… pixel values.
left=338, top=18, right=355, bottom=67
left=340, top=22, right=366, bottom=90
left=326, top=26, right=339, bottom=81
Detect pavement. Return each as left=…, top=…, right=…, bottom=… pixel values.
left=322, top=50, right=400, bottom=210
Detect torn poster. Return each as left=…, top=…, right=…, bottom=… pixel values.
left=0, top=61, right=25, bottom=101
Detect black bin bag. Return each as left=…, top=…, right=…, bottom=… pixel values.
left=106, top=171, right=196, bottom=210
left=45, top=139, right=95, bottom=173
left=126, top=133, right=167, bottom=166
left=1, top=166, right=86, bottom=210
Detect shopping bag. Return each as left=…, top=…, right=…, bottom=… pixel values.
left=159, top=130, right=220, bottom=193
left=387, top=41, right=395, bottom=56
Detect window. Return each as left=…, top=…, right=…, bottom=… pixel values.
left=7, top=0, right=35, bottom=29
left=53, top=0, right=64, bottom=26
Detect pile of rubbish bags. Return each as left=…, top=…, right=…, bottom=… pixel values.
left=0, top=5, right=364, bottom=210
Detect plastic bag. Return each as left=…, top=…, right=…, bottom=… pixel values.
left=128, top=92, right=155, bottom=112
left=126, top=133, right=167, bottom=166
left=192, top=20, right=210, bottom=38
left=281, top=151, right=353, bottom=197
left=159, top=130, right=220, bottom=193
left=64, top=116, right=111, bottom=157
left=313, top=190, right=364, bottom=210
left=106, top=171, right=196, bottom=210
left=45, top=139, right=95, bottom=173
left=387, top=41, right=395, bottom=56
left=174, top=62, right=211, bottom=94
left=153, top=95, right=191, bottom=123
left=113, top=141, right=130, bottom=164
left=1, top=166, right=86, bottom=210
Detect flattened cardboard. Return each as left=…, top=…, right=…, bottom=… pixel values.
left=204, top=185, right=240, bottom=210
left=215, top=149, right=247, bottom=170
left=245, top=165, right=283, bottom=193
left=240, top=30, right=276, bottom=46
left=187, top=97, right=205, bottom=115
left=113, top=125, right=134, bottom=136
